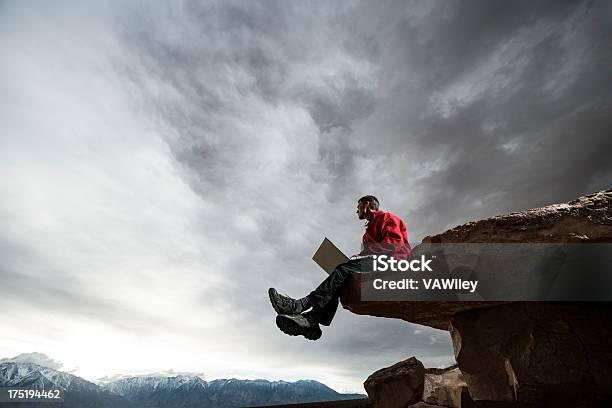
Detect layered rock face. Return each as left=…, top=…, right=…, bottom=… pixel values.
left=450, top=302, right=612, bottom=406
left=345, top=190, right=612, bottom=406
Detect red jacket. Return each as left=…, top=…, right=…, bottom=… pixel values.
left=359, top=210, right=411, bottom=260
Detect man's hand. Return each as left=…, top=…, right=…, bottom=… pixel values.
left=350, top=254, right=374, bottom=261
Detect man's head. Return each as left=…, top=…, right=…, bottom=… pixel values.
left=356, top=195, right=379, bottom=219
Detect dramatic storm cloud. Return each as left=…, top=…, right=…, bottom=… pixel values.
left=1, top=0, right=610, bottom=392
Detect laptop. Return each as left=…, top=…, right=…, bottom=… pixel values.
left=312, top=237, right=350, bottom=275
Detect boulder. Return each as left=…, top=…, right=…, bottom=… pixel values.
left=364, top=357, right=425, bottom=408
left=423, top=366, right=473, bottom=407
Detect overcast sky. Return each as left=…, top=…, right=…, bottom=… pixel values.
left=1, top=0, right=610, bottom=393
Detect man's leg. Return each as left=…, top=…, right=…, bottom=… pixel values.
left=315, top=296, right=338, bottom=327
left=270, top=256, right=372, bottom=340
left=307, top=257, right=371, bottom=326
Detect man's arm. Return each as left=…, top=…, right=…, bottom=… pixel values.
left=361, top=216, right=405, bottom=256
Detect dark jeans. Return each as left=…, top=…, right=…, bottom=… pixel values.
left=307, top=256, right=373, bottom=326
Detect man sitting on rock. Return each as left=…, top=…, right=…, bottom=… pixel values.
left=269, top=195, right=411, bottom=340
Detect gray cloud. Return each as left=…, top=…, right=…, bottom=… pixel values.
left=342, top=0, right=612, bottom=237
left=1, top=0, right=610, bottom=393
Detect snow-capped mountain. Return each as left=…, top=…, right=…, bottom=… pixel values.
left=0, top=361, right=99, bottom=392
left=103, top=374, right=201, bottom=395
left=0, top=361, right=365, bottom=407
left=0, top=362, right=135, bottom=408
left=102, top=375, right=365, bottom=407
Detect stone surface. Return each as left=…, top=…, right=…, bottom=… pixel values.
left=450, top=302, right=612, bottom=406
left=423, top=366, right=473, bottom=407
left=408, top=403, right=447, bottom=408
left=340, top=271, right=508, bottom=330
left=422, top=190, right=612, bottom=244
left=364, top=357, right=425, bottom=408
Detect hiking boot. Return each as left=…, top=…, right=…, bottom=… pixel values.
left=268, top=288, right=306, bottom=315
left=275, top=312, right=322, bottom=341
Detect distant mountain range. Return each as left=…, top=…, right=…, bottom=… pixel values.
left=0, top=362, right=364, bottom=407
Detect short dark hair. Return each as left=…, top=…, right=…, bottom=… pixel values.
left=358, top=195, right=379, bottom=210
